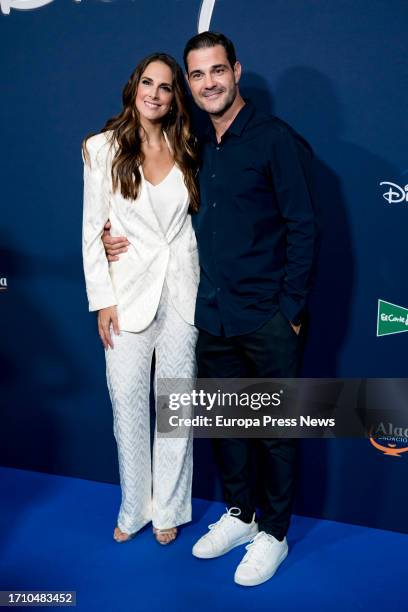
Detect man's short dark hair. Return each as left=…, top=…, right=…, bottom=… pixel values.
left=183, top=31, right=237, bottom=72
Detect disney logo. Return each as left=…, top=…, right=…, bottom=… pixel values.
left=1, top=0, right=54, bottom=15
left=380, top=182, right=408, bottom=204
left=1, top=0, right=217, bottom=30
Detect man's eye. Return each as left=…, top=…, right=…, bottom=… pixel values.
left=215, top=68, right=224, bottom=74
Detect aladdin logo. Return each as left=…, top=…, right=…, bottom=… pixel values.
left=1, top=0, right=217, bottom=31
left=380, top=182, right=408, bottom=204
left=377, top=299, right=408, bottom=337
left=369, top=422, right=408, bottom=457
left=0, top=277, right=7, bottom=291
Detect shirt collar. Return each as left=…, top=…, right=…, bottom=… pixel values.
left=204, top=99, right=255, bottom=140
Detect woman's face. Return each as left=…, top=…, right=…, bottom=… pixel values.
left=135, top=61, right=175, bottom=125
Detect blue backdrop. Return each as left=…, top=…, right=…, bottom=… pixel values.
left=1, top=0, right=407, bottom=533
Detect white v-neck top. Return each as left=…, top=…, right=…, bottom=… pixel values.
left=145, top=164, right=187, bottom=235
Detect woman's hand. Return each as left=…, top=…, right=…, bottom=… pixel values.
left=98, top=306, right=120, bottom=349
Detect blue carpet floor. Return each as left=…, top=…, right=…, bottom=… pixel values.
left=0, top=466, right=406, bottom=611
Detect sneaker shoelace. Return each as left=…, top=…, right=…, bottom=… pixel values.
left=207, top=507, right=242, bottom=535
left=241, top=532, right=275, bottom=565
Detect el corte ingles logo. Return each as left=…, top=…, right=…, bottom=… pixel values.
left=377, top=300, right=408, bottom=337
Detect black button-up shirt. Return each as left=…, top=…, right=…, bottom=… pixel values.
left=192, top=100, right=317, bottom=337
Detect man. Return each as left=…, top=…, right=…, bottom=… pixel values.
left=104, top=32, right=317, bottom=586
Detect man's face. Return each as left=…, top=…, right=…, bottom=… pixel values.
left=186, top=45, right=241, bottom=116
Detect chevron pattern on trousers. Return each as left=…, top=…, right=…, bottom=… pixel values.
left=105, top=283, right=198, bottom=533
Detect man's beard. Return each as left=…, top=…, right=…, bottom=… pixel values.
left=198, top=86, right=237, bottom=117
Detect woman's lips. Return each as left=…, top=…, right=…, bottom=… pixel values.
left=144, top=100, right=161, bottom=109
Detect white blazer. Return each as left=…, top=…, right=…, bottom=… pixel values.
left=82, top=131, right=199, bottom=332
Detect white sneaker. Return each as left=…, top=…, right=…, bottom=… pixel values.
left=234, top=531, right=288, bottom=586
left=192, top=507, right=258, bottom=559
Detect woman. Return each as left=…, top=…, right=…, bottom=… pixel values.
left=82, top=53, right=199, bottom=545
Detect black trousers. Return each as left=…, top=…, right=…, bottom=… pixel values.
left=196, top=310, right=301, bottom=541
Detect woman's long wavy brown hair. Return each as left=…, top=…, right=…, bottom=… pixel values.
left=83, top=53, right=199, bottom=212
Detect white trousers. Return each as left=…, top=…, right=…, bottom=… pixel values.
left=105, top=283, right=198, bottom=533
